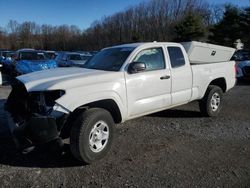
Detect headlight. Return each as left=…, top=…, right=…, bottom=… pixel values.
left=43, top=90, right=65, bottom=106
left=29, top=90, right=65, bottom=114
left=30, top=90, right=65, bottom=106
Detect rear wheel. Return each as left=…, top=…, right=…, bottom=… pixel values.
left=70, top=108, right=115, bottom=164
left=199, top=85, right=223, bottom=117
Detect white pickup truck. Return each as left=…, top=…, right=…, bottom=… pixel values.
left=6, top=42, right=236, bottom=163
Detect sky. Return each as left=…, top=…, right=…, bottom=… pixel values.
left=0, top=0, right=249, bottom=30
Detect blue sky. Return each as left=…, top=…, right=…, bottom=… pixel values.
left=0, top=0, right=249, bottom=30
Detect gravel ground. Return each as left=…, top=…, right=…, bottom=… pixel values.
left=0, top=81, right=250, bottom=188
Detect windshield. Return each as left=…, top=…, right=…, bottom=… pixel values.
left=19, top=51, right=47, bottom=60
left=83, top=47, right=134, bottom=71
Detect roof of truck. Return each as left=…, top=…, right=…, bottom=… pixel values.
left=105, top=42, right=180, bottom=50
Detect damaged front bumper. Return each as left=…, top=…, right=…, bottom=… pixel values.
left=13, top=115, right=59, bottom=147
left=5, top=79, right=69, bottom=150
left=8, top=114, right=60, bottom=150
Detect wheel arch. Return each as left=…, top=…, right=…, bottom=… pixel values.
left=60, top=99, right=122, bottom=139
left=81, top=99, right=123, bottom=124
left=208, top=77, right=227, bottom=93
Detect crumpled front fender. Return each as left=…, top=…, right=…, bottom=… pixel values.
left=55, top=89, right=127, bottom=122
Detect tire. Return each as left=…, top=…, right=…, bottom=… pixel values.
left=70, top=108, right=115, bottom=164
left=199, top=85, right=223, bottom=117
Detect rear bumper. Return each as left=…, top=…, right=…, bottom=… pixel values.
left=11, top=114, right=59, bottom=149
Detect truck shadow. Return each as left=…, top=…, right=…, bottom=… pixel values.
left=0, top=135, right=86, bottom=168
left=0, top=99, right=85, bottom=168
left=150, top=109, right=202, bottom=118
left=237, top=79, right=250, bottom=86
left=0, top=99, right=201, bottom=168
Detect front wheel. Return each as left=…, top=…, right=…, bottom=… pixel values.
left=70, top=108, right=115, bottom=164
left=199, top=85, right=223, bottom=117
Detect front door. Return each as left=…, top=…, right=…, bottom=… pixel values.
left=125, top=47, right=172, bottom=117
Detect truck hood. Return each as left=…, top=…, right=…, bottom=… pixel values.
left=16, top=67, right=121, bottom=92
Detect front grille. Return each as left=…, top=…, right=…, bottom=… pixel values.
left=243, top=66, right=250, bottom=76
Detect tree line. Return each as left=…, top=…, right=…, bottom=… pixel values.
left=0, top=0, right=249, bottom=51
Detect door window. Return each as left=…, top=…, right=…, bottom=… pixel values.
left=133, top=48, right=165, bottom=71
left=167, top=47, right=185, bottom=68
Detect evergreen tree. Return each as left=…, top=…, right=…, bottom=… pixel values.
left=174, top=13, right=206, bottom=42
left=240, top=7, right=250, bottom=48
left=209, top=5, right=241, bottom=47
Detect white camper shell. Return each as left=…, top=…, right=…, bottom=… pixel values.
left=182, top=41, right=236, bottom=64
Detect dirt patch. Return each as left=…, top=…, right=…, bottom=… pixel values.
left=0, top=84, right=249, bottom=187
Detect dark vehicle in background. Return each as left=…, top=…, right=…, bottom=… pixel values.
left=0, top=50, right=14, bottom=63
left=76, top=51, right=91, bottom=55
left=56, top=52, right=92, bottom=67
left=13, top=49, right=57, bottom=75
left=89, top=51, right=99, bottom=56
left=0, top=50, right=14, bottom=60
left=0, top=49, right=8, bottom=57
left=233, top=50, right=250, bottom=79
left=1, top=51, right=14, bottom=73
left=80, top=53, right=92, bottom=62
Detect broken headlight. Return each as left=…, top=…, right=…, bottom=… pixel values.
left=29, top=90, right=65, bottom=115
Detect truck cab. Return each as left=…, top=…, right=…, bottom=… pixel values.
left=121, top=43, right=193, bottom=118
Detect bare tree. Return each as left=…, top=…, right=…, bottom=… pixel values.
left=0, top=0, right=242, bottom=51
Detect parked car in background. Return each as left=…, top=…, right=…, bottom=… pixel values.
left=0, top=49, right=8, bottom=57
left=0, top=50, right=14, bottom=63
left=1, top=51, right=14, bottom=73
left=232, top=50, right=250, bottom=79
left=44, top=50, right=56, bottom=59
left=56, top=52, right=92, bottom=67
left=13, top=49, right=57, bottom=75
left=89, top=51, right=99, bottom=56
left=80, top=53, right=92, bottom=62
left=76, top=51, right=92, bottom=56
left=0, top=50, right=14, bottom=60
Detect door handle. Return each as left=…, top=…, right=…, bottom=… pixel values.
left=160, top=75, right=171, bottom=80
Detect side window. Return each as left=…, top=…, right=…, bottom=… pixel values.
left=133, top=48, right=165, bottom=71
left=167, top=47, right=185, bottom=68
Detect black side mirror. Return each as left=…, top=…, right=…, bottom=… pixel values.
left=128, top=62, right=146, bottom=74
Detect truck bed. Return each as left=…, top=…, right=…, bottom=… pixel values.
left=190, top=61, right=236, bottom=100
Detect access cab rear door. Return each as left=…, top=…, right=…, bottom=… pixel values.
left=164, top=43, right=192, bottom=105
